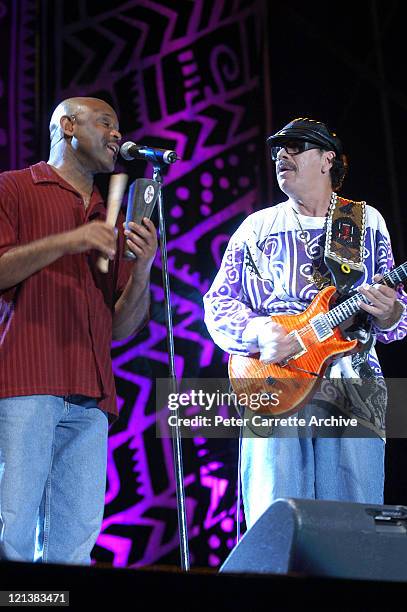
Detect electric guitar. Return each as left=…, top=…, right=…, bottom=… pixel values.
left=228, top=262, right=407, bottom=416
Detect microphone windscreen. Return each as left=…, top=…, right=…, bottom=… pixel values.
left=120, top=141, right=137, bottom=161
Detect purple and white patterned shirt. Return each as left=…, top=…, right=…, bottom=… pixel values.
left=203, top=198, right=407, bottom=436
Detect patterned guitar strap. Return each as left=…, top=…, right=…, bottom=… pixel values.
left=324, top=193, right=371, bottom=348
left=324, top=194, right=386, bottom=436
left=324, top=193, right=366, bottom=294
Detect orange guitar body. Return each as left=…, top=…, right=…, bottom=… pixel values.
left=228, top=286, right=359, bottom=416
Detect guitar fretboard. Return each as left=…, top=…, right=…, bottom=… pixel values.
left=325, top=262, right=407, bottom=328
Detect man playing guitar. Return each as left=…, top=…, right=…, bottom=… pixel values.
left=203, top=118, right=407, bottom=528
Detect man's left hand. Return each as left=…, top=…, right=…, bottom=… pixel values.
left=358, top=274, right=400, bottom=327
left=124, top=218, right=158, bottom=276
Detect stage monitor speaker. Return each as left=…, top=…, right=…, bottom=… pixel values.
left=220, top=498, right=407, bottom=581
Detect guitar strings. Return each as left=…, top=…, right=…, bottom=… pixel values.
left=259, top=265, right=405, bottom=369
left=278, top=270, right=402, bottom=353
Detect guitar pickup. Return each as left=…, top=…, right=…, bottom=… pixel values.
left=279, top=330, right=307, bottom=366
left=310, top=314, right=334, bottom=342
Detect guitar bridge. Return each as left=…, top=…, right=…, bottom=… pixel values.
left=279, top=330, right=307, bottom=366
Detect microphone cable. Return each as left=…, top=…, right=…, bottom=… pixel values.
left=234, top=397, right=246, bottom=545
left=236, top=419, right=243, bottom=544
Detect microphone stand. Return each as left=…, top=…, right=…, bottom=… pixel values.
left=152, top=163, right=190, bottom=571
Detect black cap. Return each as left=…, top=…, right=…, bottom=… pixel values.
left=267, top=117, right=343, bottom=156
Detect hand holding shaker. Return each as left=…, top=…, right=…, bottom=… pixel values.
left=124, top=178, right=161, bottom=260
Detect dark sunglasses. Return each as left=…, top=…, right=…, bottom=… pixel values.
left=270, top=140, right=322, bottom=161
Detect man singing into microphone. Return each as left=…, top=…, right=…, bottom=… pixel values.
left=0, top=97, right=157, bottom=564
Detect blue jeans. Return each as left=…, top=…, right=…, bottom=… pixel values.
left=241, top=404, right=385, bottom=529
left=0, top=395, right=108, bottom=564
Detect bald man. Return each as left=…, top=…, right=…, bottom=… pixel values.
left=0, top=97, right=157, bottom=564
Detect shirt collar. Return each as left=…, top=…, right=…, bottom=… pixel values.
left=30, top=161, right=69, bottom=185
left=30, top=161, right=104, bottom=210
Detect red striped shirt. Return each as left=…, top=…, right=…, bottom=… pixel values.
left=0, top=162, right=133, bottom=418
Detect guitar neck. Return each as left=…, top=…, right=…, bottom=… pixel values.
left=325, top=261, right=407, bottom=328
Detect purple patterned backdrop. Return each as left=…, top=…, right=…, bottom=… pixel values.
left=0, top=0, right=39, bottom=171
left=1, top=0, right=268, bottom=567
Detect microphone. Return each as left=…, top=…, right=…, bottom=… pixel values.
left=120, top=141, right=180, bottom=165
